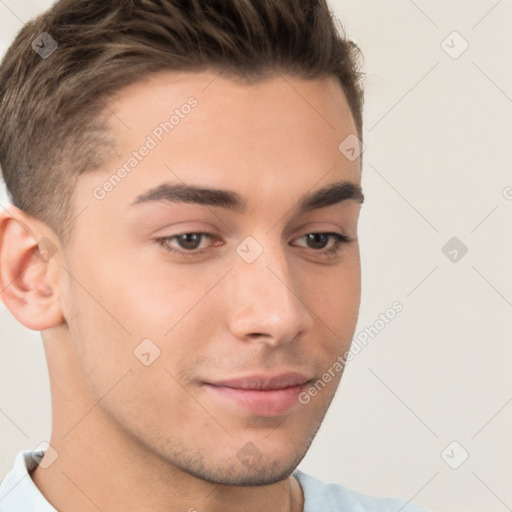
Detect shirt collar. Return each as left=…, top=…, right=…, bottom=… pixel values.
left=0, top=450, right=57, bottom=512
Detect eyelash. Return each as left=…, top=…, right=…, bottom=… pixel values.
left=155, top=232, right=351, bottom=259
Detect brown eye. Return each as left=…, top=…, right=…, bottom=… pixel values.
left=174, top=233, right=204, bottom=250
left=304, top=233, right=330, bottom=250
left=156, top=232, right=215, bottom=256
left=293, top=232, right=350, bottom=257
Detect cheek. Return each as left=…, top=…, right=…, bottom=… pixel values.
left=305, top=258, right=361, bottom=376
left=69, top=249, right=199, bottom=338
left=62, top=281, right=130, bottom=382
left=306, top=254, right=361, bottom=328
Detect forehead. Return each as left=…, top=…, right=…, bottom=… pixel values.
left=78, top=70, right=361, bottom=219
left=105, top=69, right=358, bottom=157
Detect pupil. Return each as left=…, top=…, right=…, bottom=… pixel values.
left=308, top=233, right=328, bottom=249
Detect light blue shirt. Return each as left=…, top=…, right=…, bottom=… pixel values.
left=0, top=450, right=428, bottom=511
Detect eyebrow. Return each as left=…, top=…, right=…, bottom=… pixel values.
left=130, top=179, right=364, bottom=215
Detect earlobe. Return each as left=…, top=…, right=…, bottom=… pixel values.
left=0, top=205, right=64, bottom=330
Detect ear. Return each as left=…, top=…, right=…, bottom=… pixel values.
left=0, top=205, right=64, bottom=330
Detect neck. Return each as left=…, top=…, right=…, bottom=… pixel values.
left=31, top=331, right=304, bottom=512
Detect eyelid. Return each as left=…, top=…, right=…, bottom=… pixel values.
left=155, top=230, right=351, bottom=259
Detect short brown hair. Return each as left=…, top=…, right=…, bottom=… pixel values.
left=0, top=0, right=364, bottom=244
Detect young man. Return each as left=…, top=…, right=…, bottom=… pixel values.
left=0, top=1, right=427, bottom=510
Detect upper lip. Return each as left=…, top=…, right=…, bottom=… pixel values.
left=206, top=372, right=312, bottom=390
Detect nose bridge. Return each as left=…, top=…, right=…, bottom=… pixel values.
left=227, top=236, right=313, bottom=343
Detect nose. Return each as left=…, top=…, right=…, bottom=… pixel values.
left=226, top=239, right=314, bottom=347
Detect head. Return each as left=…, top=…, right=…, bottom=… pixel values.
left=0, top=0, right=364, bottom=487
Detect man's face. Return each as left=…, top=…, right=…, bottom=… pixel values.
left=57, top=70, right=362, bottom=485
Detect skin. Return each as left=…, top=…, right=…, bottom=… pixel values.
left=0, top=70, right=363, bottom=512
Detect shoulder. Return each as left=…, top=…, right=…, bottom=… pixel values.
left=292, top=469, right=429, bottom=512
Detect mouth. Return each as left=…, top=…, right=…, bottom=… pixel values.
left=203, top=372, right=313, bottom=417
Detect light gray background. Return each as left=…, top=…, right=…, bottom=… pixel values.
left=1, top=1, right=511, bottom=511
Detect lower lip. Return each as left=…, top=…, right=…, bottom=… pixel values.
left=203, top=383, right=306, bottom=416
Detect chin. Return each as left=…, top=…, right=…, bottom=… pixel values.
left=182, top=458, right=298, bottom=487
left=168, top=433, right=315, bottom=487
